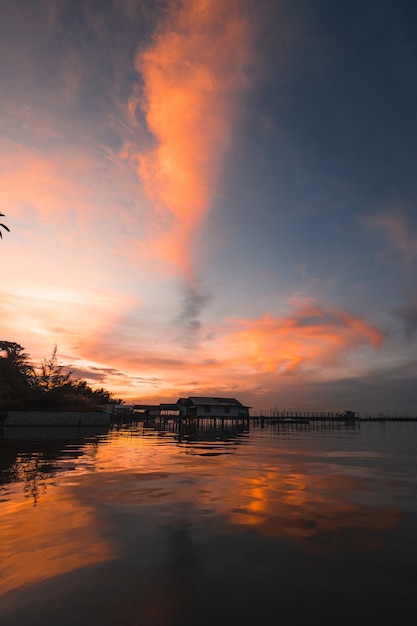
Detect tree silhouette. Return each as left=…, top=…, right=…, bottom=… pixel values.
left=0, top=341, right=36, bottom=399
left=0, top=213, right=10, bottom=238
left=1, top=340, right=121, bottom=409
left=38, top=345, right=72, bottom=391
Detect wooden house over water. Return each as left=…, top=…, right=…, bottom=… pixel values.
left=130, top=397, right=251, bottom=420
left=177, top=397, right=250, bottom=419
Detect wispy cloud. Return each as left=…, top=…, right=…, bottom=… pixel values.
left=132, top=0, right=249, bottom=278
left=174, top=281, right=210, bottom=346
left=0, top=288, right=137, bottom=365
left=371, top=211, right=417, bottom=267
left=395, top=300, right=417, bottom=339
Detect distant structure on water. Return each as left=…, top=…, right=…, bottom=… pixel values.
left=105, top=399, right=361, bottom=423
left=131, top=397, right=251, bottom=419
left=105, top=401, right=417, bottom=424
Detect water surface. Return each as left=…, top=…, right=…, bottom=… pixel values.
left=1, top=420, right=416, bottom=625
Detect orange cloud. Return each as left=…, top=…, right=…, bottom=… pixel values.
left=208, top=305, right=384, bottom=374
left=0, top=288, right=137, bottom=378
left=134, top=0, right=249, bottom=278
left=0, top=138, right=144, bottom=232
left=72, top=302, right=384, bottom=404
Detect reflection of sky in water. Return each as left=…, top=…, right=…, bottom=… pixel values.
left=1, top=422, right=417, bottom=625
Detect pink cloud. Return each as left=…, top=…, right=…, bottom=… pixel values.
left=132, top=0, right=249, bottom=278
left=210, top=305, right=383, bottom=374
left=69, top=302, right=384, bottom=404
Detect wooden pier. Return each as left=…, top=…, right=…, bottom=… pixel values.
left=108, top=407, right=417, bottom=429
left=255, top=410, right=356, bottom=423
left=109, top=410, right=356, bottom=430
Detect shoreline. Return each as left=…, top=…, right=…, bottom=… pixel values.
left=1, top=410, right=111, bottom=427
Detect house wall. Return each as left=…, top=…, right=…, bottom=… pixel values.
left=147, top=408, right=161, bottom=416
left=195, top=405, right=240, bottom=418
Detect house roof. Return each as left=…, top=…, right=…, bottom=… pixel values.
left=185, top=397, right=250, bottom=408
left=133, top=397, right=251, bottom=411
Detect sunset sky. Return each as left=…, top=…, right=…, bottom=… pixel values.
left=1, top=0, right=416, bottom=414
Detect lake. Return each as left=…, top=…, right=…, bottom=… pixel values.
left=1, top=419, right=417, bottom=625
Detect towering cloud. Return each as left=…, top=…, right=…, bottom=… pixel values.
left=134, top=0, right=248, bottom=278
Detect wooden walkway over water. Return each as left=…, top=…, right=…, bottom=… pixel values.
left=110, top=410, right=358, bottom=428
left=261, top=410, right=354, bottom=421
left=109, top=408, right=417, bottom=426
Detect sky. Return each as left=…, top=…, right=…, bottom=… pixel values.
left=1, top=0, right=417, bottom=415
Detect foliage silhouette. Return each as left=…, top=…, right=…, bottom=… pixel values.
left=0, top=341, right=121, bottom=411
left=0, top=213, right=10, bottom=238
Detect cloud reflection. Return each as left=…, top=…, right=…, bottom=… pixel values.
left=0, top=488, right=113, bottom=595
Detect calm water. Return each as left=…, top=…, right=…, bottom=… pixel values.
left=1, top=419, right=417, bottom=625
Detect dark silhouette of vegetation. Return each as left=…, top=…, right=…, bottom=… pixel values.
left=0, top=341, right=121, bottom=411
left=0, top=341, right=36, bottom=401
left=38, top=344, right=72, bottom=391
left=0, top=213, right=10, bottom=238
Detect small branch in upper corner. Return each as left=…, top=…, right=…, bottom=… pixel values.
left=0, top=213, right=10, bottom=238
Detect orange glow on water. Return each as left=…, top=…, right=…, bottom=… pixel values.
left=0, top=487, right=113, bottom=595
left=225, top=468, right=401, bottom=551
left=0, top=425, right=406, bottom=605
